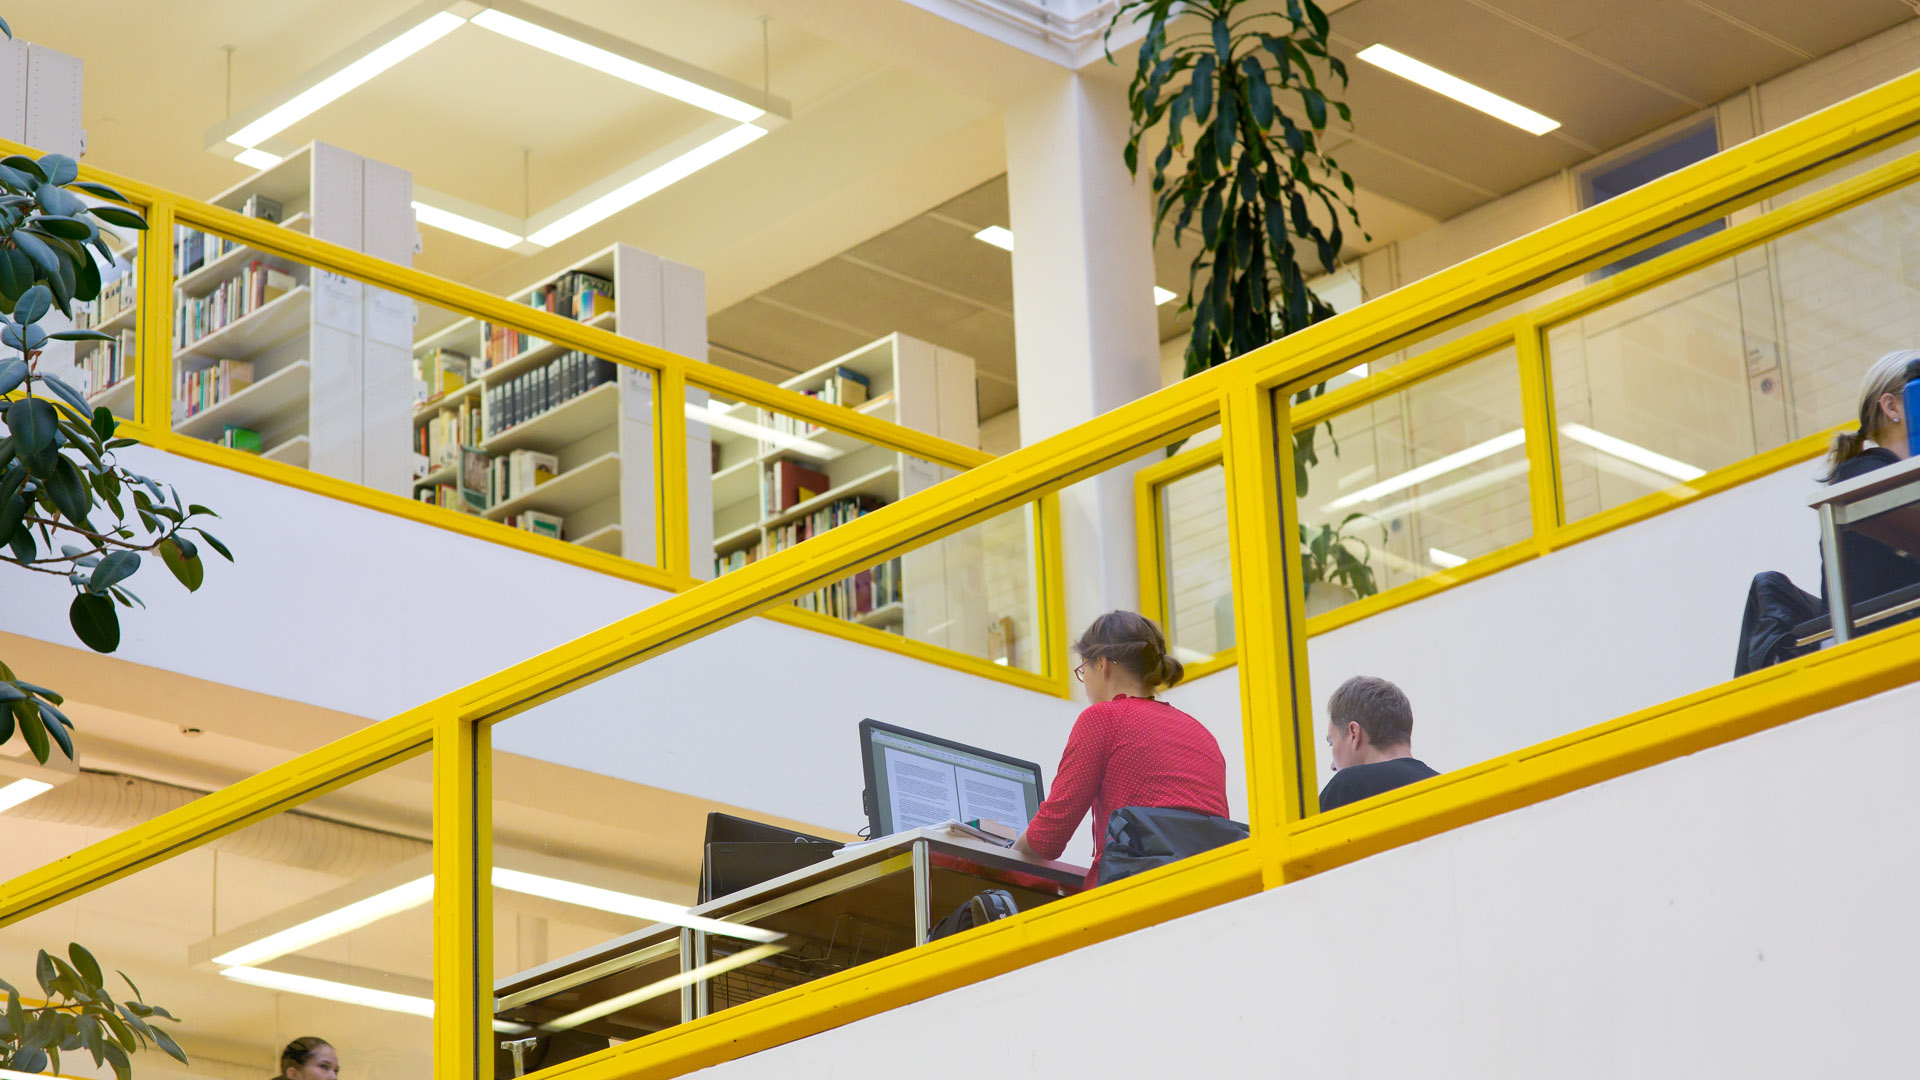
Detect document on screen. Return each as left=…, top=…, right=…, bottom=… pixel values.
left=957, top=769, right=1031, bottom=831
left=884, top=749, right=962, bottom=830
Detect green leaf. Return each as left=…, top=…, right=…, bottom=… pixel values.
left=149, top=1024, right=188, bottom=1065
left=0, top=246, right=33, bottom=301
left=39, top=372, right=89, bottom=417
left=2, top=155, right=47, bottom=184
left=0, top=682, right=22, bottom=703
left=12, top=698, right=49, bottom=764
left=47, top=328, right=112, bottom=342
left=89, top=550, right=139, bottom=592
left=1, top=320, right=48, bottom=352
left=38, top=700, right=74, bottom=760
left=158, top=536, right=203, bottom=592
left=17, top=680, right=61, bottom=704
left=10, top=228, right=60, bottom=277
left=92, top=406, right=117, bottom=441
left=70, top=181, right=129, bottom=204
left=86, top=205, right=146, bottom=231
left=6, top=397, right=58, bottom=456
left=33, top=950, right=55, bottom=996
left=38, top=154, right=78, bottom=187
left=45, top=455, right=92, bottom=527
left=102, top=1038, right=131, bottom=1080
left=0, top=15, right=11, bottom=38
left=195, top=528, right=233, bottom=562
left=12, top=282, right=50, bottom=324
left=0, top=357, right=24, bottom=394
left=32, top=215, right=92, bottom=240
left=67, top=943, right=103, bottom=988
left=0, top=702, right=11, bottom=747
left=118, top=970, right=144, bottom=1004
left=69, top=593, right=120, bottom=653
left=186, top=503, right=218, bottom=518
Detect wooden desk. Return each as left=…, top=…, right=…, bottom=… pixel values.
left=494, top=828, right=1085, bottom=1044
left=1807, top=454, right=1920, bottom=644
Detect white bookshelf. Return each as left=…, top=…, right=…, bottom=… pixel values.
left=703, top=332, right=979, bottom=636
left=410, top=244, right=708, bottom=563
left=171, top=142, right=414, bottom=484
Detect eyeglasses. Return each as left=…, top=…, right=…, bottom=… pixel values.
left=1073, top=661, right=1088, bottom=683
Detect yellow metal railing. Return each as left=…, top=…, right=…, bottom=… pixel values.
left=3, top=139, right=1065, bottom=698
left=1139, top=132, right=1920, bottom=680
left=7, top=68, right=1920, bottom=1080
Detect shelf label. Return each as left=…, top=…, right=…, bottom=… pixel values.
left=314, top=270, right=362, bottom=334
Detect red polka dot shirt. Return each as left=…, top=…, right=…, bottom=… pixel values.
left=1023, top=694, right=1229, bottom=887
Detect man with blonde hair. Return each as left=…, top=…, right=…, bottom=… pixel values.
left=1320, top=676, right=1438, bottom=812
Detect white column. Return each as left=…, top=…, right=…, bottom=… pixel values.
left=1005, top=72, right=1162, bottom=638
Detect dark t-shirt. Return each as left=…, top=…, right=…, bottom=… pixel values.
left=1821, top=448, right=1920, bottom=616
left=1319, top=757, right=1439, bottom=812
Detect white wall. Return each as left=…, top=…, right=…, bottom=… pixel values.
left=0, top=445, right=1080, bottom=831
left=1166, top=459, right=1825, bottom=795
left=694, top=675, right=1920, bottom=1080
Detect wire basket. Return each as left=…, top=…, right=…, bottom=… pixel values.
left=707, top=914, right=900, bottom=1011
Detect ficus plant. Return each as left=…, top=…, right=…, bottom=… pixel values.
left=1299, top=514, right=1378, bottom=599
left=0, top=944, right=189, bottom=1080
left=0, top=13, right=197, bottom=1076
left=1111, top=0, right=1365, bottom=493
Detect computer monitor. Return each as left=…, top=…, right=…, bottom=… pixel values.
left=699, top=813, right=840, bottom=903
left=859, top=718, right=1046, bottom=838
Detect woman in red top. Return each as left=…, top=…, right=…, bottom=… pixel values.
left=1014, top=611, right=1229, bottom=887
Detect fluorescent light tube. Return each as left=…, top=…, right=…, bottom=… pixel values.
left=470, top=9, right=764, bottom=123
left=220, top=966, right=432, bottom=1017
left=213, top=876, right=433, bottom=967
left=527, top=123, right=766, bottom=247
left=1353, top=458, right=1530, bottom=524
left=1326, top=428, right=1527, bottom=510
left=1154, top=286, right=1177, bottom=306
left=413, top=200, right=522, bottom=249
left=1357, top=45, right=1560, bottom=136
left=492, top=868, right=781, bottom=944
left=689, top=400, right=840, bottom=460
left=228, top=12, right=466, bottom=148
left=0, top=779, right=52, bottom=814
left=542, top=943, right=788, bottom=1031
left=973, top=225, right=1014, bottom=251
left=1561, top=423, right=1705, bottom=481
left=1427, top=547, right=1467, bottom=569
left=233, top=148, right=284, bottom=171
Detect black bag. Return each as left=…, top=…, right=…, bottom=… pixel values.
left=1734, top=571, right=1819, bottom=677
left=926, top=889, right=1018, bottom=941
left=1097, top=806, right=1250, bottom=886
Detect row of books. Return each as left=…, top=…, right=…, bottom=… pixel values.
left=763, top=458, right=831, bottom=515
left=175, top=262, right=296, bottom=348
left=483, top=351, right=618, bottom=438
left=783, top=367, right=872, bottom=437
left=413, top=479, right=563, bottom=541
left=416, top=397, right=482, bottom=468
left=87, top=267, right=137, bottom=325
left=173, top=227, right=243, bottom=278
left=792, top=559, right=903, bottom=622
left=481, top=323, right=545, bottom=369
left=173, top=359, right=254, bottom=423
left=528, top=270, right=614, bottom=324
left=765, top=495, right=884, bottom=555
left=82, top=328, right=137, bottom=402
left=412, top=444, right=560, bottom=503
left=217, top=425, right=261, bottom=452
left=715, top=546, right=757, bottom=577
left=415, top=348, right=471, bottom=403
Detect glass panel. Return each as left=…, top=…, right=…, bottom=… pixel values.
left=1552, top=176, right=1920, bottom=520
left=1296, top=346, right=1529, bottom=616
left=0, top=760, right=433, bottom=1080
left=46, top=204, right=142, bottom=420
left=1158, top=460, right=1234, bottom=665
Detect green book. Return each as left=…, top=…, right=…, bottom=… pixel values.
left=220, top=426, right=261, bottom=453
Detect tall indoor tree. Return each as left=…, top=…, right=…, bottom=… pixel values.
left=0, top=14, right=199, bottom=1076
left=1111, top=0, right=1364, bottom=494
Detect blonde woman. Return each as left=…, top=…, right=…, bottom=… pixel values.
left=1820, top=349, right=1920, bottom=620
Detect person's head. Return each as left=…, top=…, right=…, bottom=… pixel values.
left=280, top=1039, right=337, bottom=1080
left=1827, top=349, right=1920, bottom=476
left=1072, top=611, right=1184, bottom=704
left=1324, top=676, right=1414, bottom=770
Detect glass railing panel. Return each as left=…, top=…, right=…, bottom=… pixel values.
left=28, top=198, right=144, bottom=421
left=0, top=761, right=433, bottom=1080
left=1156, top=455, right=1233, bottom=666
left=1296, top=345, right=1529, bottom=616
left=1551, top=171, right=1920, bottom=520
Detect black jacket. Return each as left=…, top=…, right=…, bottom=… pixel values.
left=1734, top=570, right=1818, bottom=677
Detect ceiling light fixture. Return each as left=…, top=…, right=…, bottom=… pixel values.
left=0, top=779, right=51, bottom=815
left=1356, top=45, right=1560, bottom=135
left=213, top=877, right=434, bottom=968
left=689, top=400, right=840, bottom=460
left=541, top=943, right=788, bottom=1032
left=469, top=9, right=765, bottom=124
left=973, top=225, right=1015, bottom=251
left=1560, top=423, right=1704, bottom=481
left=227, top=11, right=467, bottom=149
left=526, top=123, right=767, bottom=248
left=491, top=869, right=781, bottom=944
left=412, top=200, right=523, bottom=249
left=1326, top=428, right=1527, bottom=510
left=1427, top=547, right=1468, bottom=569
left=1154, top=286, right=1177, bottom=306
left=233, top=148, right=284, bottom=171
left=217, top=966, right=531, bottom=1033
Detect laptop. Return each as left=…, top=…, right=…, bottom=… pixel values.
left=858, top=718, right=1046, bottom=840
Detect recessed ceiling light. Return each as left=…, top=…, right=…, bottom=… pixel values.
left=973, top=225, right=1014, bottom=251
left=412, top=200, right=522, bottom=249
left=1357, top=45, right=1560, bottom=135
left=220, top=965, right=433, bottom=1018
left=213, top=876, right=434, bottom=968
left=469, top=9, right=765, bottom=124
left=227, top=11, right=466, bottom=149
left=1427, top=547, right=1468, bottom=569
left=526, top=123, right=767, bottom=248
left=1326, top=428, right=1528, bottom=510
